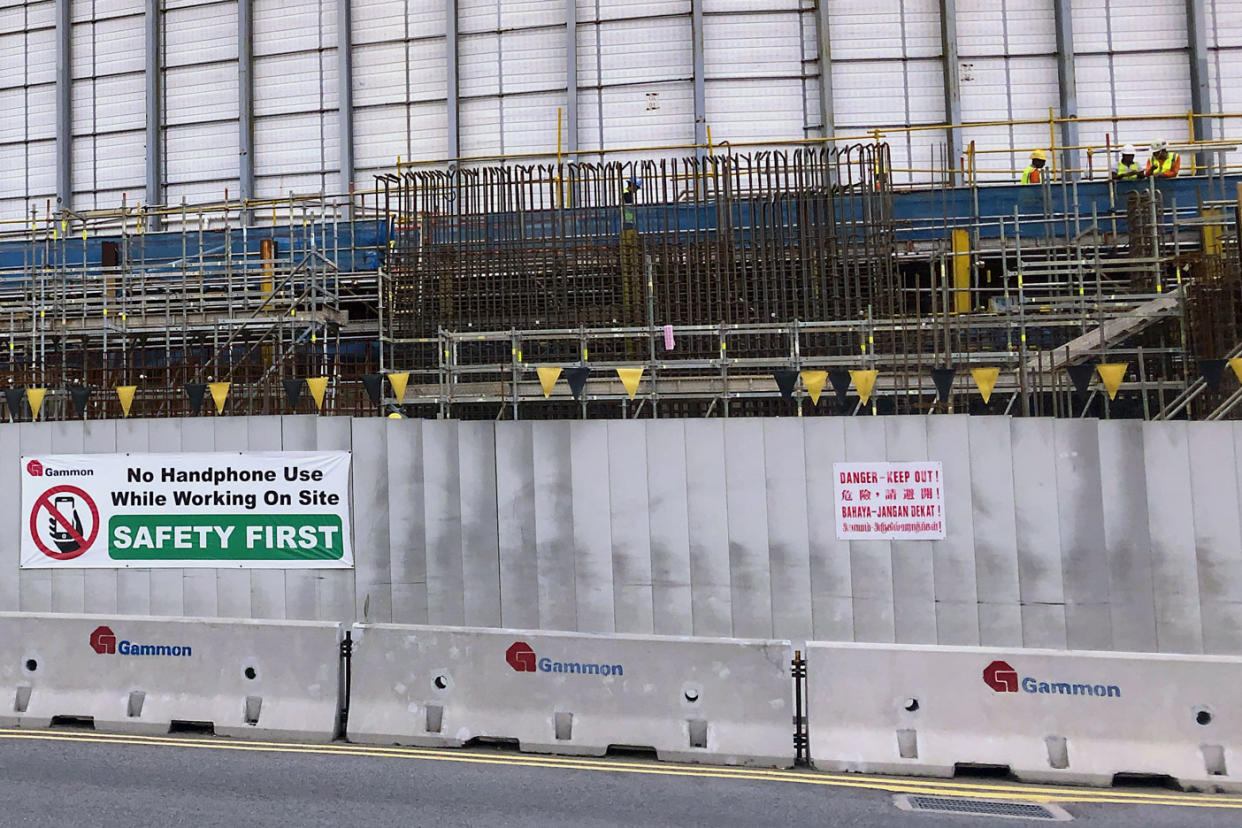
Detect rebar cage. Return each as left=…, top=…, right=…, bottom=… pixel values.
left=380, top=144, right=898, bottom=368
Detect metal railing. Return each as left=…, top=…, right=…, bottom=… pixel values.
left=384, top=109, right=1242, bottom=187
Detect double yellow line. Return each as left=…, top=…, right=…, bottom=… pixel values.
left=1, top=728, right=1238, bottom=811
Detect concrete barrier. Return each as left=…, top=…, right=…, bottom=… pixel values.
left=0, top=613, right=342, bottom=741
left=806, top=642, right=1242, bottom=790
left=346, top=624, right=794, bottom=767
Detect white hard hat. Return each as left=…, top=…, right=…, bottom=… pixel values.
left=1151, top=139, right=1169, bottom=152
left=1121, top=144, right=1136, bottom=156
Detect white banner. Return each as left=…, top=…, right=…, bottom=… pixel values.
left=21, top=452, right=353, bottom=569
left=833, top=461, right=945, bottom=541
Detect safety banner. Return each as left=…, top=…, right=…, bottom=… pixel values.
left=20, top=452, right=353, bottom=569
left=833, top=461, right=946, bottom=541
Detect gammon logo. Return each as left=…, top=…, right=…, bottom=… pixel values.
left=26, top=460, right=43, bottom=477
left=89, top=625, right=116, bottom=654
left=506, top=641, right=623, bottom=677
left=983, top=659, right=1121, bottom=699
left=983, top=660, right=1019, bottom=692
left=506, top=641, right=536, bottom=672
left=89, top=625, right=192, bottom=657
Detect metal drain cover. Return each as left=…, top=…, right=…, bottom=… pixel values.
left=895, top=795, right=1073, bottom=821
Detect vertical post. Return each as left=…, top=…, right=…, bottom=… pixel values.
left=55, top=0, right=72, bottom=211
left=1053, top=0, right=1079, bottom=180
left=145, top=0, right=162, bottom=230
left=1235, top=181, right=1242, bottom=265
left=565, top=0, right=577, bottom=157
left=238, top=0, right=255, bottom=213
left=938, top=0, right=961, bottom=186
left=446, top=0, right=459, bottom=161
left=691, top=0, right=706, bottom=161
left=792, top=649, right=808, bottom=765
left=815, top=0, right=833, bottom=139
left=1186, top=0, right=1211, bottom=173
left=338, top=0, right=355, bottom=215
left=951, top=228, right=971, bottom=313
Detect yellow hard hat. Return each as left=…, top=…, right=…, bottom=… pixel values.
left=1030, top=149, right=1048, bottom=161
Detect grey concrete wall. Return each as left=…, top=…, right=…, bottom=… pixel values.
left=4, top=415, right=1241, bottom=655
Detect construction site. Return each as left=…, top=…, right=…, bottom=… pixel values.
left=0, top=132, right=1239, bottom=422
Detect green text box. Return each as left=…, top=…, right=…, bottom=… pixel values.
left=109, top=514, right=345, bottom=561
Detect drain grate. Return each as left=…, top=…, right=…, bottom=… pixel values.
left=895, top=795, right=1072, bottom=821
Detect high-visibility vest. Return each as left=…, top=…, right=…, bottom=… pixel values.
left=1021, top=166, right=1042, bottom=184
left=1115, top=161, right=1140, bottom=179
left=1146, top=153, right=1180, bottom=177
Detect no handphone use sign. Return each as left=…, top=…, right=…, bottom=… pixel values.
left=21, top=452, right=353, bottom=569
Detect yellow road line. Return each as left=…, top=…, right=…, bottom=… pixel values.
left=0, top=728, right=1237, bottom=810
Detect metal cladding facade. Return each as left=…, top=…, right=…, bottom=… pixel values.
left=1, top=1, right=1240, bottom=220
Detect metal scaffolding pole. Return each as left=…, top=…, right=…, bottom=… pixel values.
left=1186, top=0, right=1212, bottom=172
left=939, top=0, right=961, bottom=185
left=565, top=0, right=578, bottom=157
left=1053, top=0, right=1080, bottom=179
left=338, top=0, right=355, bottom=215
left=238, top=0, right=255, bottom=208
left=446, top=0, right=460, bottom=160
left=692, top=0, right=706, bottom=161
left=815, top=0, right=834, bottom=138
left=145, top=0, right=163, bottom=229
left=55, top=0, right=72, bottom=211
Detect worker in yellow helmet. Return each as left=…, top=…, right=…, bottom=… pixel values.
left=1113, top=144, right=1141, bottom=180
left=1021, top=150, right=1047, bottom=184
left=1144, top=139, right=1180, bottom=178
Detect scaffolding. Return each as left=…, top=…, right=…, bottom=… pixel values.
left=0, top=194, right=388, bottom=418
left=378, top=146, right=1242, bottom=421
left=0, top=140, right=1236, bottom=422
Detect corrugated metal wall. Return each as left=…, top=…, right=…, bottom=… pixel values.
left=1074, top=0, right=1193, bottom=152
left=253, top=0, right=338, bottom=198
left=576, top=0, right=695, bottom=156
left=958, top=0, right=1059, bottom=179
left=164, top=0, right=241, bottom=205
left=0, top=1, right=1236, bottom=217
left=1208, top=0, right=1242, bottom=144
left=702, top=0, right=810, bottom=146
left=71, top=0, right=146, bottom=211
left=352, top=0, right=446, bottom=183
left=5, top=415, right=1242, bottom=656
left=0, top=1, right=57, bottom=221
left=829, top=0, right=946, bottom=185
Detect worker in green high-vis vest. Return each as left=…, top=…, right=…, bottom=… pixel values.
left=1021, top=150, right=1047, bottom=184
left=1145, top=139, right=1181, bottom=178
left=1113, top=144, right=1141, bottom=180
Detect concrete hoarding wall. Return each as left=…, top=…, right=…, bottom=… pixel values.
left=805, top=642, right=1242, bottom=789
left=0, top=612, right=342, bottom=741
left=1, top=416, right=1240, bottom=655
left=347, top=624, right=793, bottom=766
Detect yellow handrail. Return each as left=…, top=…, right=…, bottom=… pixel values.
left=3, top=109, right=1240, bottom=232
left=387, top=108, right=1242, bottom=173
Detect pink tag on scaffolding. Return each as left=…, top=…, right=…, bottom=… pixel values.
left=663, top=325, right=675, bottom=351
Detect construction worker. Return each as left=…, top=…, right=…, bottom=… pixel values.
left=622, top=177, right=641, bottom=229
left=1021, top=150, right=1047, bottom=184
left=1113, top=144, right=1141, bottom=180
left=620, top=178, right=643, bottom=322
left=622, top=177, right=640, bottom=204
left=1145, top=139, right=1180, bottom=178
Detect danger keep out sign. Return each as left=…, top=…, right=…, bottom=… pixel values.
left=833, top=461, right=946, bottom=541
left=21, top=452, right=353, bottom=569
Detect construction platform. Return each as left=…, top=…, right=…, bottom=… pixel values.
left=0, top=144, right=1236, bottom=421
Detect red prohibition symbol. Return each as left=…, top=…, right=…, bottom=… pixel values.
left=30, top=485, right=100, bottom=561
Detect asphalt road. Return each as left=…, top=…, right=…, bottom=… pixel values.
left=0, top=729, right=1238, bottom=827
